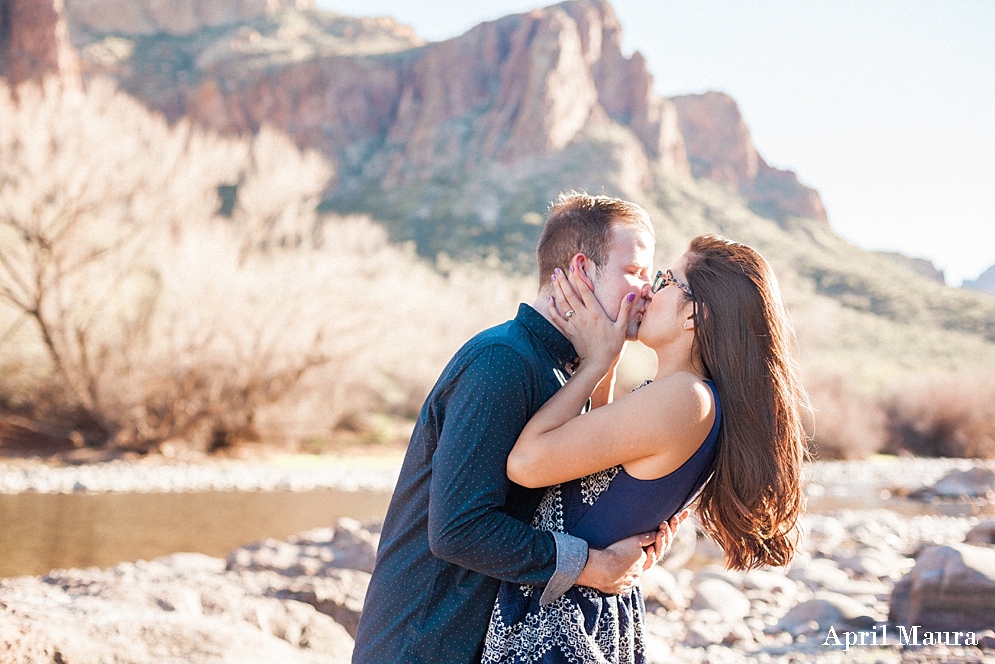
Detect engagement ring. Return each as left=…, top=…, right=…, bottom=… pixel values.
left=565, top=310, right=575, bottom=318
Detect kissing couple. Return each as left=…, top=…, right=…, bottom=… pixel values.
left=352, top=193, right=808, bottom=663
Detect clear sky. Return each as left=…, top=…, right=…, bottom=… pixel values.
left=315, top=0, right=995, bottom=285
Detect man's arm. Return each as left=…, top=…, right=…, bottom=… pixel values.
left=530, top=531, right=651, bottom=607
left=426, top=344, right=562, bottom=585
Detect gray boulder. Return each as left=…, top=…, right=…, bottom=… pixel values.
left=227, top=518, right=379, bottom=575
left=273, top=569, right=372, bottom=637
left=224, top=519, right=380, bottom=636
left=926, top=467, right=995, bottom=498
left=682, top=621, right=731, bottom=648
left=888, top=543, right=995, bottom=632
left=787, top=557, right=851, bottom=592
left=689, top=578, right=751, bottom=623
left=681, top=609, right=739, bottom=648
left=690, top=564, right=742, bottom=588
left=741, top=569, right=798, bottom=598
left=772, top=592, right=878, bottom=635
left=965, top=519, right=995, bottom=546
left=801, top=515, right=848, bottom=554
left=834, top=547, right=913, bottom=580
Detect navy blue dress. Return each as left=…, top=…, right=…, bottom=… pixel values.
left=481, top=381, right=721, bottom=664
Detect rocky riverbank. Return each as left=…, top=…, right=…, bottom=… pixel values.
left=2, top=457, right=995, bottom=663
left=0, top=453, right=989, bottom=498
left=0, top=452, right=403, bottom=494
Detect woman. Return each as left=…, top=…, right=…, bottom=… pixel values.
left=481, top=235, right=809, bottom=663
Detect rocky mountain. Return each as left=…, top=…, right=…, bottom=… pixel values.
left=3, top=0, right=824, bottom=256
left=873, top=251, right=945, bottom=284
left=672, top=92, right=827, bottom=223
left=965, top=264, right=995, bottom=295
left=0, top=0, right=80, bottom=85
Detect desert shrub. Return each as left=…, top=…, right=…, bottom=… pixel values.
left=0, top=78, right=330, bottom=449
left=800, top=371, right=995, bottom=460
left=884, top=376, right=995, bottom=458
left=803, top=372, right=886, bottom=460
left=248, top=216, right=532, bottom=448
left=0, top=78, right=529, bottom=452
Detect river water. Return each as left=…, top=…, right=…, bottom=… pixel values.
left=2, top=457, right=992, bottom=579
left=0, top=489, right=392, bottom=578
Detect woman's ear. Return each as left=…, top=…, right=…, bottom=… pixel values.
left=684, top=301, right=704, bottom=330
left=683, top=301, right=699, bottom=330
left=570, top=253, right=596, bottom=291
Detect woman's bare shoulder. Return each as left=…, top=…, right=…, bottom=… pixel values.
left=630, top=372, right=715, bottom=426
left=617, top=372, right=716, bottom=478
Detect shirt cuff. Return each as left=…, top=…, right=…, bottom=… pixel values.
left=539, top=532, right=589, bottom=606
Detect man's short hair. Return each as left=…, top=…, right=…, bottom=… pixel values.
left=536, top=193, right=653, bottom=286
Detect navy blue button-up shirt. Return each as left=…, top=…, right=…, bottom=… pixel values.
left=352, top=304, right=578, bottom=664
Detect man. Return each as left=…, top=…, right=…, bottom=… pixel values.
left=353, top=193, right=665, bottom=664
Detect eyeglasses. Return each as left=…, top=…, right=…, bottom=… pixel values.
left=651, top=269, right=693, bottom=297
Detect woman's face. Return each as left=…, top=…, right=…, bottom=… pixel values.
left=637, top=252, right=694, bottom=347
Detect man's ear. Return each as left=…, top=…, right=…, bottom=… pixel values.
left=570, top=253, right=596, bottom=291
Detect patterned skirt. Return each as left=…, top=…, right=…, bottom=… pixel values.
left=481, top=465, right=650, bottom=663
left=480, top=576, right=647, bottom=664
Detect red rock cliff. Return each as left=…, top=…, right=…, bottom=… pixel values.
left=1, top=0, right=79, bottom=85
left=152, top=0, right=689, bottom=193
left=672, top=91, right=827, bottom=223
left=5, top=0, right=828, bottom=225
left=376, top=0, right=689, bottom=187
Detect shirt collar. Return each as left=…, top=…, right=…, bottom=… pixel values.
left=516, top=303, right=577, bottom=370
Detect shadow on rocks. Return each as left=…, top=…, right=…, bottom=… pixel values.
left=226, top=517, right=381, bottom=637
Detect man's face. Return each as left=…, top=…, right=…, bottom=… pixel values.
left=588, top=223, right=655, bottom=340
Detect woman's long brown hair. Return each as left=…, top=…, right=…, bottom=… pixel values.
left=684, top=235, right=809, bottom=570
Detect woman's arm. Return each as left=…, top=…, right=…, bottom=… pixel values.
left=588, top=347, right=624, bottom=409
left=509, top=269, right=713, bottom=488
left=507, top=370, right=711, bottom=487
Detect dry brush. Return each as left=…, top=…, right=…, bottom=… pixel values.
left=0, top=78, right=528, bottom=453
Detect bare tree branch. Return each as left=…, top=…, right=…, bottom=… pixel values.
left=1, top=79, right=519, bottom=455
